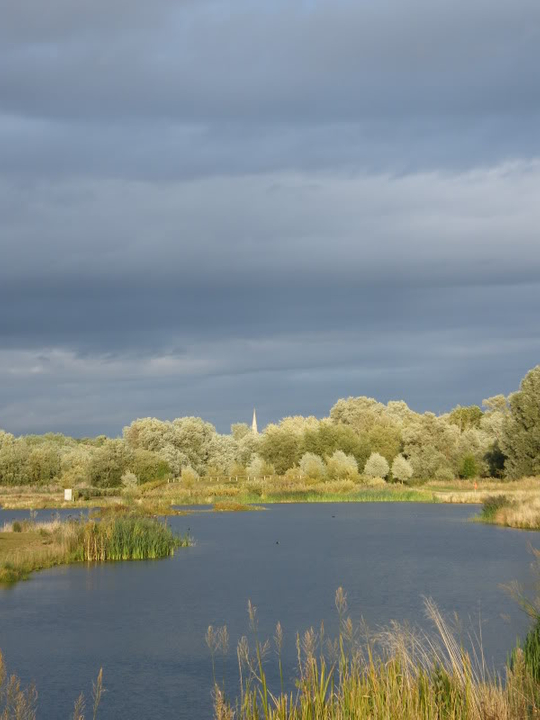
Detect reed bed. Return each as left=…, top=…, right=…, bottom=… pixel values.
left=212, top=590, right=540, bottom=720
left=74, top=516, right=187, bottom=561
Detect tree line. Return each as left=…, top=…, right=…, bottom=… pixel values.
left=1, top=365, right=540, bottom=488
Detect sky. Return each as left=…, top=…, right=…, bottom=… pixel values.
left=1, top=0, right=539, bottom=437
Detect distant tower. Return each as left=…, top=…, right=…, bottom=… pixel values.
left=252, top=408, right=258, bottom=434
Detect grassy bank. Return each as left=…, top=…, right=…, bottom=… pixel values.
left=212, top=590, right=540, bottom=720
left=1, top=477, right=539, bottom=511
left=0, top=515, right=189, bottom=583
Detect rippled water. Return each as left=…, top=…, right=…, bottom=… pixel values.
left=0, top=503, right=537, bottom=719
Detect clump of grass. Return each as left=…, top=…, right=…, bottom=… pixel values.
left=74, top=516, right=187, bottom=561
left=481, top=494, right=512, bottom=521
left=213, top=501, right=263, bottom=512
left=211, top=590, right=540, bottom=720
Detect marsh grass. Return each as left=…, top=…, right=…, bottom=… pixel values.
left=212, top=590, right=540, bottom=720
left=0, top=515, right=189, bottom=583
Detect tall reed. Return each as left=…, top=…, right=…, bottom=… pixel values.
left=212, top=590, right=540, bottom=720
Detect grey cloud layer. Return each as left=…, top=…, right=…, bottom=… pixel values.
left=0, top=0, right=539, bottom=434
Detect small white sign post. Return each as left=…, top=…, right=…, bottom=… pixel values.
left=64, top=488, right=73, bottom=501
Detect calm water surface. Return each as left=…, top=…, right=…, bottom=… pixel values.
left=0, top=503, right=537, bottom=719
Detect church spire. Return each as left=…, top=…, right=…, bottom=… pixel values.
left=252, top=408, right=258, bottom=434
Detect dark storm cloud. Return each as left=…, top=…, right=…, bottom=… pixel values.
left=0, top=0, right=539, bottom=434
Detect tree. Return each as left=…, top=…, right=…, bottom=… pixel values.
left=87, top=440, right=131, bottom=488
left=121, top=471, right=138, bottom=490
left=0, top=439, right=30, bottom=485
left=26, top=444, right=61, bottom=484
left=129, top=449, right=170, bottom=484
left=301, top=421, right=371, bottom=470
left=330, top=396, right=388, bottom=434
left=247, top=454, right=274, bottom=478
left=484, top=441, right=506, bottom=478
left=447, top=405, right=483, bottom=431
left=231, top=423, right=250, bottom=441
left=391, top=454, right=413, bottom=483
left=326, top=450, right=358, bottom=480
left=500, top=365, right=540, bottom=478
left=259, top=424, right=301, bottom=475
left=298, top=453, right=326, bottom=481
left=236, top=432, right=262, bottom=467
left=459, top=454, right=478, bottom=479
left=366, top=423, right=402, bottom=464
left=402, top=413, right=459, bottom=480
left=364, top=452, right=389, bottom=479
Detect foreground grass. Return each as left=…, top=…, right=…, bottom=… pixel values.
left=2, top=589, right=539, bottom=719
left=212, top=590, right=540, bottom=720
left=0, top=515, right=189, bottom=583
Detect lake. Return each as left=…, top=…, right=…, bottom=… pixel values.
left=0, top=503, right=537, bottom=719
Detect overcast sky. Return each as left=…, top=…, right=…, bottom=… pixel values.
left=1, top=0, right=539, bottom=436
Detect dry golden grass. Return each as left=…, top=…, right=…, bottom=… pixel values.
left=431, top=477, right=540, bottom=505
left=493, top=497, right=540, bottom=530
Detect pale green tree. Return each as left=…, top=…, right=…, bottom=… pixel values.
left=326, top=450, right=358, bottom=480
left=391, top=454, right=413, bottom=483
left=247, top=454, right=274, bottom=478
left=121, top=471, right=138, bottom=490
left=231, top=423, right=250, bottom=441
left=279, top=415, right=320, bottom=435
left=299, top=452, right=326, bottom=481
left=236, top=431, right=262, bottom=466
left=300, top=419, right=371, bottom=470
left=330, top=396, right=388, bottom=434
left=363, top=452, right=389, bottom=479
left=402, top=413, right=460, bottom=479
left=207, top=434, right=238, bottom=475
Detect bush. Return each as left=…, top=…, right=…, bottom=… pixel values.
left=12, top=521, right=22, bottom=533
left=364, top=452, right=389, bottom=480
